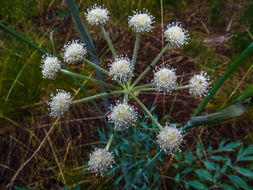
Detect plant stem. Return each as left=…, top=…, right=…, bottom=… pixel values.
left=193, top=42, right=253, bottom=116
left=128, top=33, right=141, bottom=87
left=106, top=133, right=115, bottom=151
left=83, top=58, right=110, bottom=76
left=132, top=85, right=191, bottom=92
left=131, top=43, right=170, bottom=88
left=60, top=69, right=120, bottom=90
left=130, top=93, right=162, bottom=130
left=134, top=83, right=153, bottom=89
left=101, top=26, right=117, bottom=57
left=72, top=90, right=125, bottom=104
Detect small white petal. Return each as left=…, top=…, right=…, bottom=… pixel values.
left=152, top=66, right=178, bottom=93
left=41, top=55, right=61, bottom=79
left=87, top=148, right=115, bottom=176
left=164, top=22, right=189, bottom=47
left=128, top=10, right=155, bottom=33
left=157, top=124, right=183, bottom=154
left=85, top=4, right=109, bottom=26
left=108, top=101, right=137, bottom=131
left=63, top=40, right=87, bottom=64
left=109, top=56, right=133, bottom=82
left=189, top=71, right=210, bottom=97
left=47, top=89, right=72, bottom=118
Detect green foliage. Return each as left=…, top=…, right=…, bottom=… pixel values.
left=173, top=140, right=253, bottom=189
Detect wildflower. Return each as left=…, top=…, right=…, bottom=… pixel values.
left=164, top=22, right=189, bottom=47
left=87, top=148, right=115, bottom=176
left=152, top=66, right=178, bottom=93
left=41, top=55, right=61, bottom=79
left=157, top=124, right=183, bottom=154
left=109, top=56, right=133, bottom=82
left=47, top=89, right=72, bottom=118
left=85, top=4, right=109, bottom=26
left=63, top=40, right=87, bottom=64
left=108, top=102, right=137, bottom=131
left=189, top=71, right=210, bottom=97
left=128, top=9, right=154, bottom=33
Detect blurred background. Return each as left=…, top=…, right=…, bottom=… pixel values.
left=0, top=0, right=252, bottom=189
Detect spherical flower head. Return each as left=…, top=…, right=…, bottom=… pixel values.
left=189, top=71, right=210, bottom=97
left=63, top=40, right=87, bottom=64
left=40, top=55, right=61, bottom=79
left=164, top=22, right=189, bottom=47
left=157, top=124, right=183, bottom=154
left=128, top=9, right=155, bottom=33
left=85, top=4, right=109, bottom=26
left=47, top=89, right=72, bottom=118
left=152, top=66, right=178, bottom=93
left=87, top=148, right=114, bottom=176
left=109, top=56, right=133, bottom=82
left=108, top=102, right=137, bottom=131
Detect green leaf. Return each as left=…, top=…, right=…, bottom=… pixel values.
left=182, top=167, right=194, bottom=175
left=187, top=102, right=252, bottom=127
left=220, top=184, right=236, bottom=190
left=210, top=155, right=224, bottom=161
left=195, top=169, right=213, bottom=182
left=185, top=180, right=208, bottom=190
left=219, top=142, right=242, bottom=152
left=196, top=141, right=203, bottom=159
left=227, top=175, right=248, bottom=187
left=175, top=174, right=180, bottom=183
left=203, top=161, right=219, bottom=170
left=233, top=166, right=253, bottom=179
left=185, top=150, right=194, bottom=165
left=243, top=145, right=253, bottom=155
left=235, top=84, right=253, bottom=102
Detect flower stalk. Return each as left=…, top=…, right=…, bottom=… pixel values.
left=101, top=26, right=117, bottom=57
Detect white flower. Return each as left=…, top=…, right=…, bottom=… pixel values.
left=109, top=56, right=133, bottom=82
left=128, top=10, right=155, bottom=33
left=63, top=40, right=87, bottom=64
left=189, top=71, right=210, bottom=97
left=108, top=101, right=137, bottom=131
left=152, top=66, right=178, bottom=93
left=85, top=4, right=109, bottom=26
left=47, top=89, right=72, bottom=118
left=157, top=124, right=183, bottom=154
left=40, top=55, right=61, bottom=79
left=164, top=22, right=189, bottom=47
left=87, top=148, right=114, bottom=176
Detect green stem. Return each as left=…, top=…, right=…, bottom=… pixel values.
left=193, top=42, right=253, bottom=116
left=83, top=58, right=110, bottom=76
left=106, top=133, right=115, bottom=151
left=131, top=43, right=170, bottom=88
left=134, top=83, right=153, bottom=89
left=132, top=85, right=191, bottom=92
left=101, top=26, right=117, bottom=57
left=72, top=90, right=125, bottom=105
left=130, top=93, right=162, bottom=130
left=60, top=69, right=120, bottom=90
left=128, top=33, right=141, bottom=87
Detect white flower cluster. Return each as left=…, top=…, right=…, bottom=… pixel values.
left=63, top=40, right=87, bottom=64
left=85, top=4, right=109, bottom=26
left=109, top=56, right=133, bottom=82
left=157, top=124, right=183, bottom=154
left=164, top=22, right=189, bottom=47
left=87, top=148, right=115, bottom=176
left=41, top=55, right=61, bottom=79
left=47, top=89, right=72, bottom=118
left=108, top=102, right=137, bottom=131
left=152, top=66, right=178, bottom=93
left=128, top=10, right=155, bottom=33
left=189, top=71, right=210, bottom=97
